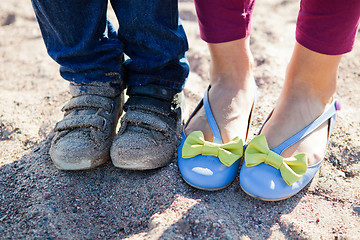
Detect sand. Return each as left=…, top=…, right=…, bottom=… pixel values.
left=1, top=0, right=359, bottom=239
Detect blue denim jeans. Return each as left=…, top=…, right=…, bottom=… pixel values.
left=31, top=0, right=189, bottom=91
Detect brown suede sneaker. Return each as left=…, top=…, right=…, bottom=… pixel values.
left=110, top=84, right=184, bottom=170
left=50, top=82, right=124, bottom=170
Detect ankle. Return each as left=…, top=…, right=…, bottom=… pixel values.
left=209, top=77, right=255, bottom=103
left=210, top=59, right=255, bottom=90
left=273, top=92, right=330, bottom=128
left=285, top=43, right=339, bottom=105
left=208, top=37, right=255, bottom=88
left=282, top=76, right=335, bottom=106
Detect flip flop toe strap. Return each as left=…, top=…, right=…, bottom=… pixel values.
left=271, top=99, right=339, bottom=155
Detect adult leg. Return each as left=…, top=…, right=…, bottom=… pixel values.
left=185, top=0, right=256, bottom=143
left=110, top=0, right=190, bottom=169
left=239, top=0, right=359, bottom=201
left=261, top=0, right=360, bottom=165
left=31, top=0, right=125, bottom=169
left=177, top=0, right=257, bottom=191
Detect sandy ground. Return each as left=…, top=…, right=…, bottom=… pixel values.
left=1, top=0, right=360, bottom=239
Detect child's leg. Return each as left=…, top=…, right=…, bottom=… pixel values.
left=31, top=0, right=125, bottom=169
left=111, top=0, right=189, bottom=91
left=185, top=0, right=256, bottom=143
left=261, top=0, right=360, bottom=165
left=31, top=0, right=124, bottom=86
left=109, top=0, right=190, bottom=170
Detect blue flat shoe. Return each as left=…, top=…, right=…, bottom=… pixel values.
left=178, top=86, right=255, bottom=191
left=240, top=99, right=340, bottom=201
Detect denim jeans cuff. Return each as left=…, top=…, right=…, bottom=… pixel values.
left=126, top=75, right=186, bottom=91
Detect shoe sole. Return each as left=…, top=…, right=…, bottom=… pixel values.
left=112, top=164, right=163, bottom=171
left=182, top=176, right=233, bottom=191
left=239, top=185, right=289, bottom=201
left=240, top=170, right=319, bottom=201
left=52, top=158, right=107, bottom=171
left=112, top=160, right=168, bottom=170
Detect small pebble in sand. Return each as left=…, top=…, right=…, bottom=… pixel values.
left=43, top=192, right=51, bottom=200
left=212, top=223, right=219, bottom=228
left=353, top=206, right=360, bottom=213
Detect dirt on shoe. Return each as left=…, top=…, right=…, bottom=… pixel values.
left=50, top=83, right=124, bottom=170
left=1, top=0, right=360, bottom=239
left=111, top=86, right=184, bottom=170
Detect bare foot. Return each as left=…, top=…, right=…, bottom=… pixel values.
left=184, top=77, right=256, bottom=144
left=259, top=43, right=340, bottom=166
left=184, top=37, right=256, bottom=144
left=260, top=94, right=331, bottom=166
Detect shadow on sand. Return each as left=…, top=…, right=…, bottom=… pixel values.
left=0, top=131, right=311, bottom=239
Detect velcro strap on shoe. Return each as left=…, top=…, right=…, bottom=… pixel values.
left=122, top=110, right=170, bottom=136
left=124, top=96, right=171, bottom=116
left=54, top=115, right=106, bottom=132
left=61, top=95, right=114, bottom=113
left=70, top=82, right=123, bottom=98
left=127, top=84, right=179, bottom=101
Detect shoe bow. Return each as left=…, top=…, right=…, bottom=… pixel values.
left=182, top=131, right=243, bottom=167
left=245, top=134, right=308, bottom=185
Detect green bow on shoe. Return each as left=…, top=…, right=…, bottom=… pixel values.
left=182, top=131, right=243, bottom=167
left=245, top=134, right=308, bottom=185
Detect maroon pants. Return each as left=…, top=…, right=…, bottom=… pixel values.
left=194, top=0, right=360, bottom=55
